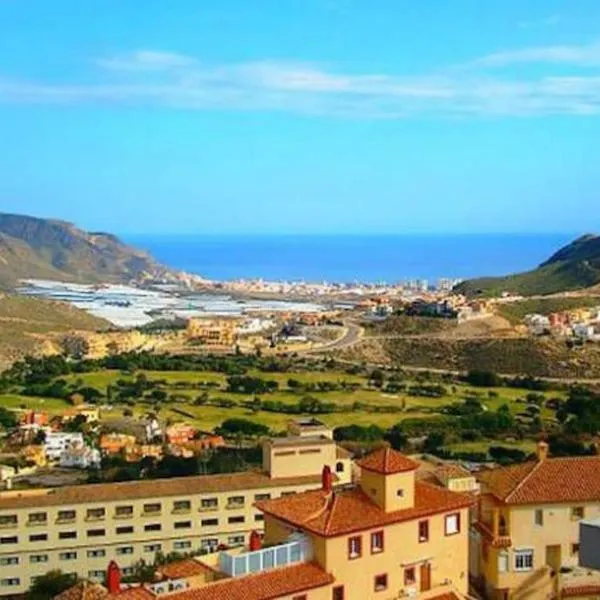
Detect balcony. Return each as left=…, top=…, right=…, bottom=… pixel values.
left=85, top=515, right=106, bottom=523
left=0, top=521, right=17, bottom=529
left=55, top=518, right=77, bottom=525
left=114, top=513, right=134, bottom=520
left=474, top=519, right=512, bottom=548
left=219, top=535, right=312, bottom=578
left=27, top=520, right=48, bottom=528
left=199, top=506, right=219, bottom=513
left=226, top=502, right=245, bottom=511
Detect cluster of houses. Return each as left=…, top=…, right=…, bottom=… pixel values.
left=4, top=407, right=225, bottom=482
left=524, top=306, right=600, bottom=340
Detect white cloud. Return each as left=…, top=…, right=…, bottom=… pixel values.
left=2, top=45, right=600, bottom=118
left=472, top=41, right=600, bottom=68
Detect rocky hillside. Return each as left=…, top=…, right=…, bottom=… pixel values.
left=0, top=213, right=182, bottom=289
left=456, top=234, right=600, bottom=297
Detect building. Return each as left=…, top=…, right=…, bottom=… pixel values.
left=434, top=464, right=480, bottom=494
left=44, top=432, right=85, bottom=461
left=0, top=435, right=351, bottom=596
left=184, top=447, right=473, bottom=599
left=59, top=441, right=101, bottom=469
left=165, top=424, right=196, bottom=446
left=186, top=317, right=237, bottom=348
left=63, top=406, right=100, bottom=424
left=473, top=442, right=600, bottom=600
left=99, top=434, right=137, bottom=456
left=287, top=418, right=333, bottom=440
left=19, top=410, right=49, bottom=428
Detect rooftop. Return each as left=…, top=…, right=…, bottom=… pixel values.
left=435, top=464, right=472, bottom=481
left=479, top=455, right=600, bottom=505
left=163, top=562, right=333, bottom=600
left=256, top=481, right=473, bottom=538
left=157, top=559, right=212, bottom=580
left=357, top=447, right=419, bottom=475
left=268, top=435, right=333, bottom=447
left=54, top=582, right=108, bottom=600
left=0, top=471, right=323, bottom=510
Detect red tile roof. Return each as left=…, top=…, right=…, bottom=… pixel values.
left=257, top=481, right=474, bottom=537
left=357, top=447, right=419, bottom=474
left=164, top=562, right=333, bottom=600
left=54, top=582, right=108, bottom=600
left=428, top=594, right=462, bottom=600
left=157, top=559, right=210, bottom=580
left=109, top=588, right=155, bottom=600
left=562, top=584, right=600, bottom=598
left=479, top=456, right=600, bottom=505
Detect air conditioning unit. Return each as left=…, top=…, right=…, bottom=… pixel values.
left=150, top=583, right=168, bottom=595
left=403, top=587, right=417, bottom=598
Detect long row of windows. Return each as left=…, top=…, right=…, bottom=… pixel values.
left=0, top=493, right=276, bottom=528
left=0, top=514, right=263, bottom=546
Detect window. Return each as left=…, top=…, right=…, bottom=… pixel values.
left=228, top=535, right=245, bottom=545
left=0, top=536, right=17, bottom=544
left=201, top=539, right=218, bottom=550
left=87, top=549, right=106, bottom=558
left=59, top=531, right=77, bottom=540
left=173, top=500, right=191, bottom=513
left=397, top=489, right=404, bottom=497
left=255, top=493, right=271, bottom=501
left=144, top=523, right=161, bottom=532
left=174, top=521, right=191, bottom=529
left=572, top=543, right=580, bottom=555
left=201, top=498, right=218, bottom=510
left=348, top=536, right=362, bottom=559
left=87, top=529, right=105, bottom=537
left=371, top=531, right=384, bottom=554
left=88, top=571, right=105, bottom=580
left=28, top=512, right=47, bottom=525
left=116, top=526, right=134, bottom=535
left=202, top=518, right=219, bottom=527
left=57, top=510, right=76, bottom=522
left=572, top=506, right=585, bottom=520
left=281, top=492, right=296, bottom=497
left=419, top=520, right=429, bottom=543
left=514, top=549, right=534, bottom=571
left=498, top=551, right=509, bottom=573
left=374, top=574, right=388, bottom=592
left=29, top=534, right=48, bottom=542
left=445, top=513, right=460, bottom=536
left=143, top=503, right=161, bottom=515
left=122, top=568, right=134, bottom=577
left=404, top=567, right=416, bottom=586
left=60, top=552, right=77, bottom=561
left=0, top=557, right=18, bottom=566
left=30, top=555, right=48, bottom=563
left=228, top=516, right=245, bottom=524
left=255, top=514, right=264, bottom=522
left=174, top=541, right=191, bottom=550
left=1, top=578, right=19, bottom=587
left=535, top=509, right=543, bottom=526
left=115, top=506, right=133, bottom=518
left=0, top=515, right=17, bottom=527
left=86, top=508, right=105, bottom=521
left=144, top=544, right=162, bottom=553
left=332, top=586, right=345, bottom=600
left=293, top=596, right=307, bottom=600
left=336, top=462, right=345, bottom=473
left=227, top=496, right=245, bottom=508
left=116, top=546, right=133, bottom=555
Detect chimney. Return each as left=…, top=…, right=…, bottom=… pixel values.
left=536, top=441, right=549, bottom=462
left=106, top=560, right=121, bottom=595
left=249, top=530, right=262, bottom=552
left=321, top=465, right=333, bottom=493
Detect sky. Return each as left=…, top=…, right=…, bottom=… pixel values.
left=1, top=0, right=600, bottom=235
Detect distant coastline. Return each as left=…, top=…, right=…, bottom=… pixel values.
left=125, top=233, right=574, bottom=285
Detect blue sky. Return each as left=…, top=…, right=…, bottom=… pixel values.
left=1, top=0, right=600, bottom=234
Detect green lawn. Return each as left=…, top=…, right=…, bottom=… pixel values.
left=445, top=439, right=538, bottom=454
left=0, top=394, right=70, bottom=414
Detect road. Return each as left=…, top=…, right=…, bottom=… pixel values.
left=309, top=321, right=364, bottom=353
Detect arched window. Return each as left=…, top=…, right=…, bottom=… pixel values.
left=335, top=461, right=344, bottom=473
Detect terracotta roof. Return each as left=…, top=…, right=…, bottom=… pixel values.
left=54, top=582, right=107, bottom=600
left=108, top=588, right=155, bottom=600
left=357, top=447, right=419, bottom=474
left=428, top=594, right=462, bottom=600
left=0, top=471, right=323, bottom=510
left=157, top=559, right=211, bottom=580
left=479, top=456, right=600, bottom=505
left=562, top=584, right=600, bottom=598
left=435, top=464, right=471, bottom=481
left=257, top=481, right=474, bottom=538
left=164, top=562, right=333, bottom=600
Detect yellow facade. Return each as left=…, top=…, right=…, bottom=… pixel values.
left=186, top=317, right=237, bottom=348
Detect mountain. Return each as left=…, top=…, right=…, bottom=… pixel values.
left=0, top=213, right=184, bottom=289
left=456, top=234, right=600, bottom=297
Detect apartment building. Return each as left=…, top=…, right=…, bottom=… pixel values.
left=473, top=442, right=600, bottom=600
left=0, top=434, right=349, bottom=596
left=51, top=447, right=474, bottom=600
left=44, top=432, right=85, bottom=460
left=185, top=317, right=237, bottom=349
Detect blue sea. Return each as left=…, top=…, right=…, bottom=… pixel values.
left=125, top=233, right=575, bottom=284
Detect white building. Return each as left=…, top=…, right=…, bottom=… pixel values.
left=44, top=432, right=84, bottom=460
left=59, top=441, right=101, bottom=469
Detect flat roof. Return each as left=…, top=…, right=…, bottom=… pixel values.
left=0, top=471, right=323, bottom=511
left=269, top=435, right=333, bottom=447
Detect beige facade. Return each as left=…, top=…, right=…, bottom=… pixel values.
left=0, top=436, right=352, bottom=596
left=185, top=317, right=237, bottom=348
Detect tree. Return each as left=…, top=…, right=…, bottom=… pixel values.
left=28, top=571, right=79, bottom=600
left=0, top=406, right=17, bottom=430
left=216, top=418, right=270, bottom=438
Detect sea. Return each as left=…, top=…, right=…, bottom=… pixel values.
left=125, top=233, right=574, bottom=284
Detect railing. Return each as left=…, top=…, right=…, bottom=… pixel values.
left=219, top=537, right=312, bottom=578
left=474, top=520, right=512, bottom=548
